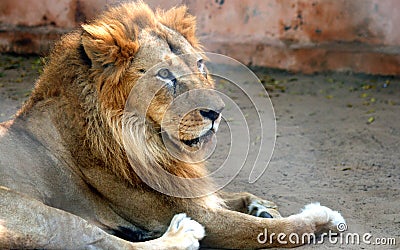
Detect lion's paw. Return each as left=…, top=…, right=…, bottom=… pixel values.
left=299, top=202, right=346, bottom=233
left=161, top=213, right=205, bottom=250
left=248, top=199, right=282, bottom=218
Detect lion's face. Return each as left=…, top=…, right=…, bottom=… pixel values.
left=130, top=27, right=225, bottom=151
left=75, top=2, right=226, bottom=194
left=81, top=3, right=224, bottom=154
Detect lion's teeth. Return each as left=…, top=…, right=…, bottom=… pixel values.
left=199, top=124, right=213, bottom=137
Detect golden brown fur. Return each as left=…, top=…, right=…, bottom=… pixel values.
left=0, top=2, right=345, bottom=249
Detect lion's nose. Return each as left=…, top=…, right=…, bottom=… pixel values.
left=200, top=109, right=221, bottom=122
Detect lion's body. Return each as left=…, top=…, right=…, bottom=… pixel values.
left=0, top=2, right=344, bottom=249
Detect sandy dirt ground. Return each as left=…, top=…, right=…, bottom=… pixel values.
left=0, top=53, right=399, bottom=249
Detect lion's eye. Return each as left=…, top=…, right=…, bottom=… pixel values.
left=197, top=59, right=207, bottom=77
left=157, top=68, right=177, bottom=94
left=157, top=68, right=171, bottom=79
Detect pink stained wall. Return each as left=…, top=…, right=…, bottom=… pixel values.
left=0, top=0, right=399, bottom=75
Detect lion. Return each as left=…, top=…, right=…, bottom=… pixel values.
left=0, top=1, right=345, bottom=249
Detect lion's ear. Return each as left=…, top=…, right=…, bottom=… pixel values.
left=157, top=6, right=200, bottom=49
left=81, top=22, right=139, bottom=67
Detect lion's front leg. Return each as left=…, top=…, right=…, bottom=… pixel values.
left=0, top=187, right=204, bottom=250
left=187, top=201, right=345, bottom=249
left=220, top=191, right=282, bottom=218
left=0, top=187, right=135, bottom=249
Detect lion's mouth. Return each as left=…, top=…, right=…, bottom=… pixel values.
left=181, top=129, right=215, bottom=147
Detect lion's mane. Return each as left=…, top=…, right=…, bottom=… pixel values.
left=20, top=2, right=220, bottom=203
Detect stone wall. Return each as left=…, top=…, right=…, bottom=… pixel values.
left=0, top=0, right=399, bottom=75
